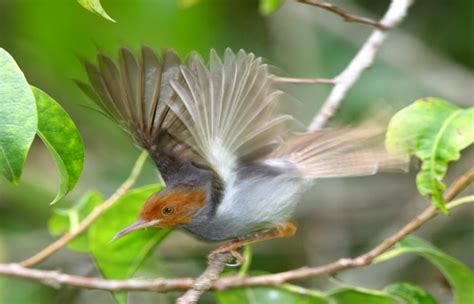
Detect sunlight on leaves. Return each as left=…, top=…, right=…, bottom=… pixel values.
left=77, top=0, right=115, bottom=22
left=0, top=48, right=37, bottom=184
left=48, top=191, right=103, bottom=252
left=33, top=87, right=84, bottom=204
left=89, top=184, right=170, bottom=304
left=386, top=98, right=474, bottom=212
left=376, top=236, right=474, bottom=304
left=259, top=0, right=284, bottom=15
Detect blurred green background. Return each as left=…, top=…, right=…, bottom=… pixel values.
left=0, top=0, right=473, bottom=303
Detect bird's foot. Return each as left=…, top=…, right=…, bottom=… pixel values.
left=207, top=221, right=297, bottom=267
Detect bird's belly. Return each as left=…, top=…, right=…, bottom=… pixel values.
left=193, top=174, right=304, bottom=241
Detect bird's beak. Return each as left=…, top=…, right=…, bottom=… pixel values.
left=111, top=219, right=161, bottom=241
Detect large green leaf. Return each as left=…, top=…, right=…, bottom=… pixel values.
left=77, top=0, right=115, bottom=22
left=48, top=191, right=103, bottom=252
left=216, top=286, right=329, bottom=304
left=385, top=282, right=437, bottom=304
left=328, top=288, right=397, bottom=304
left=33, top=87, right=84, bottom=204
left=89, top=184, right=170, bottom=304
left=376, top=236, right=474, bottom=304
left=386, top=98, right=474, bottom=211
left=0, top=48, right=37, bottom=184
left=259, top=0, right=284, bottom=15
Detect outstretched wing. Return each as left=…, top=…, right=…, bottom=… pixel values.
left=268, top=126, right=409, bottom=179
left=77, top=47, right=208, bottom=183
left=168, top=49, right=292, bottom=182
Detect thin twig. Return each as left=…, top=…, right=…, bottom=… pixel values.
left=1, top=166, right=471, bottom=293
left=272, top=76, right=336, bottom=85
left=176, top=253, right=233, bottom=304
left=20, top=151, right=149, bottom=268
left=308, top=0, right=414, bottom=131
left=298, top=0, right=387, bottom=30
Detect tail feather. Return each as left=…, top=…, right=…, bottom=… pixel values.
left=269, top=126, right=409, bottom=179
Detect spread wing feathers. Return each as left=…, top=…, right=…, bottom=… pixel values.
left=168, top=49, right=292, bottom=182
left=269, top=126, right=409, bottom=178
left=78, top=47, right=207, bottom=181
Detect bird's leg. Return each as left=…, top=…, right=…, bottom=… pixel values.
left=208, top=221, right=297, bottom=265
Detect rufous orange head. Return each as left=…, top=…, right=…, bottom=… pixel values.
left=112, top=186, right=206, bottom=240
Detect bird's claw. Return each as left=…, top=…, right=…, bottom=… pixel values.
left=208, top=247, right=245, bottom=267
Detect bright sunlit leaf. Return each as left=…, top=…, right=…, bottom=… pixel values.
left=376, top=236, right=474, bottom=304
left=259, top=0, right=284, bottom=15
left=33, top=87, right=85, bottom=204
left=0, top=48, right=37, bottom=184
left=77, top=0, right=115, bottom=22
left=89, top=184, right=170, bottom=304
left=386, top=98, right=474, bottom=212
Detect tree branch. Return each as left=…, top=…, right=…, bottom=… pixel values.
left=308, top=0, right=414, bottom=131
left=176, top=253, right=233, bottom=304
left=272, top=76, right=336, bottom=85
left=298, top=0, right=387, bottom=30
left=20, top=151, right=149, bottom=268
left=1, top=166, right=472, bottom=293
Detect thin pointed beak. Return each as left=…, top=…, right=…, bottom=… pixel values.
left=111, top=219, right=161, bottom=241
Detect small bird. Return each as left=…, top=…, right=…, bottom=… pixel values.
left=79, top=47, right=407, bottom=260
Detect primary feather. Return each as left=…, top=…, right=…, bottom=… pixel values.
left=169, top=49, right=292, bottom=182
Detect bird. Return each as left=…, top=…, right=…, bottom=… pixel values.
left=78, top=47, right=408, bottom=261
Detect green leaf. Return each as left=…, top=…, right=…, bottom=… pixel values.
left=328, top=288, right=397, bottom=304
left=385, top=282, right=437, bottom=304
left=376, top=236, right=474, bottom=304
left=216, top=286, right=329, bottom=304
left=386, top=98, right=474, bottom=211
left=259, top=0, right=284, bottom=15
left=33, top=87, right=85, bottom=204
left=89, top=184, right=170, bottom=304
left=48, top=191, right=103, bottom=252
left=0, top=48, right=37, bottom=184
left=77, top=0, right=115, bottom=22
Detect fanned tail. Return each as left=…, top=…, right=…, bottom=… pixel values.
left=269, top=126, right=409, bottom=179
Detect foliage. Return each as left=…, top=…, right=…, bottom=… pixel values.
left=77, top=0, right=115, bottom=22
left=0, top=49, right=84, bottom=203
left=33, top=87, right=84, bottom=204
left=259, top=0, right=285, bottom=15
left=386, top=98, right=474, bottom=212
left=0, top=48, right=37, bottom=184
left=49, top=191, right=103, bottom=252
left=377, top=236, right=474, bottom=304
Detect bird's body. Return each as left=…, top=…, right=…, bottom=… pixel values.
left=183, top=162, right=305, bottom=241
left=80, top=47, right=407, bottom=248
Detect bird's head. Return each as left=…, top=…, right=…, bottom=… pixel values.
left=113, top=186, right=206, bottom=240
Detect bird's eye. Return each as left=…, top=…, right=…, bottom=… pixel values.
left=161, top=206, right=175, bottom=216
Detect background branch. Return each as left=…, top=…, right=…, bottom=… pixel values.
left=308, top=0, right=414, bottom=131
left=1, top=166, right=472, bottom=293
left=298, top=0, right=387, bottom=30
left=20, top=151, right=149, bottom=268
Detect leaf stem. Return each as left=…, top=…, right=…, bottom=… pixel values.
left=238, top=245, right=253, bottom=277
left=20, top=150, right=149, bottom=267
left=447, top=195, right=474, bottom=209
